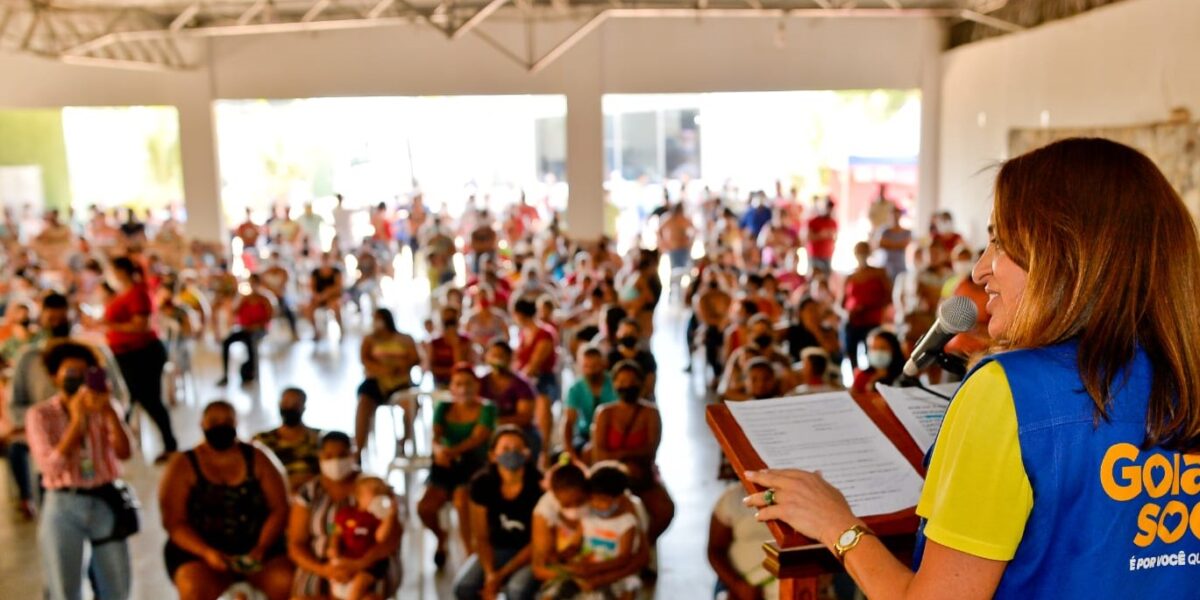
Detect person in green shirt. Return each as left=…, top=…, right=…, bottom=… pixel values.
left=561, top=345, right=617, bottom=464
left=418, top=363, right=496, bottom=570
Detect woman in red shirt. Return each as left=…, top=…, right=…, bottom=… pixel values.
left=513, top=297, right=558, bottom=465
left=105, top=256, right=177, bottom=462
left=840, top=242, right=892, bottom=371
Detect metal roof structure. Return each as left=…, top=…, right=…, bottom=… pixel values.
left=0, top=0, right=1125, bottom=71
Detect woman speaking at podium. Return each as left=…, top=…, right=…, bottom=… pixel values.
left=744, top=137, right=1200, bottom=598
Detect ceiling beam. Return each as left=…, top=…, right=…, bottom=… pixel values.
left=170, top=2, right=201, bottom=33
left=367, top=0, right=395, bottom=19
left=471, top=26, right=528, bottom=69
left=237, top=0, right=268, bottom=26
left=450, top=0, right=506, bottom=40
left=959, top=8, right=1023, bottom=33
left=0, top=7, right=12, bottom=41
left=59, top=54, right=179, bottom=72
left=20, top=8, right=40, bottom=51
left=529, top=10, right=606, bottom=74
left=302, top=0, right=334, bottom=23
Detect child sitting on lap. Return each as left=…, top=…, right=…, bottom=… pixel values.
left=329, top=476, right=398, bottom=600
left=538, top=462, right=648, bottom=600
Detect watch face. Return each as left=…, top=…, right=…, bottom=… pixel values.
left=838, top=529, right=859, bottom=547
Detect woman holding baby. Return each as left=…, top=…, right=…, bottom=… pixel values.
left=287, top=431, right=404, bottom=600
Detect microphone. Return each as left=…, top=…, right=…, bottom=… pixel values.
left=902, top=295, right=978, bottom=378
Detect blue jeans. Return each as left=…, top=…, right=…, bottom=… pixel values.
left=453, top=546, right=537, bottom=600
left=668, top=248, right=690, bottom=270
left=39, top=490, right=132, bottom=600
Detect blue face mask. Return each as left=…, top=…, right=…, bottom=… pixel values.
left=497, top=450, right=526, bottom=471
left=591, top=502, right=620, bottom=519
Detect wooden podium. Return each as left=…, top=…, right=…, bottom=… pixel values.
left=706, top=391, right=928, bottom=600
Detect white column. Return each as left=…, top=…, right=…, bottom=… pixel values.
left=174, top=73, right=224, bottom=243
left=915, top=19, right=946, bottom=235
left=563, top=37, right=606, bottom=243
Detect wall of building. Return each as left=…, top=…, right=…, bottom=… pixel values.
left=938, top=0, right=1200, bottom=246
left=0, top=15, right=945, bottom=240
left=0, top=109, right=72, bottom=210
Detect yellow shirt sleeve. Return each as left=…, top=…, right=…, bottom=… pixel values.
left=915, top=361, right=1033, bottom=561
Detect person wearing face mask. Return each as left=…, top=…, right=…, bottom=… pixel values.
left=25, top=342, right=134, bottom=600
left=426, top=307, right=476, bottom=387
left=289, top=432, right=403, bottom=600
left=512, top=297, right=559, bottom=467
left=562, top=345, right=618, bottom=464
left=743, top=139, right=1200, bottom=600
left=104, top=255, right=177, bottom=463
left=849, top=328, right=904, bottom=395
left=941, top=245, right=993, bottom=360
left=159, top=401, right=293, bottom=600
left=606, top=318, right=657, bottom=400
left=419, top=365, right=498, bottom=569
left=5, top=293, right=129, bottom=520
left=479, top=341, right=539, bottom=456
left=254, top=387, right=322, bottom=491
left=719, top=314, right=795, bottom=402
left=840, top=241, right=892, bottom=371
left=355, top=308, right=421, bottom=460
left=453, top=426, right=543, bottom=600
left=592, top=361, right=675, bottom=545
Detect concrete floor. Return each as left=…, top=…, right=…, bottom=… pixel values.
left=0, top=282, right=725, bottom=599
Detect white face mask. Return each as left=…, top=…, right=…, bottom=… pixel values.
left=560, top=506, right=582, bottom=521
left=868, top=350, right=893, bottom=370
left=953, top=261, right=973, bottom=278
left=320, top=457, right=358, bottom=482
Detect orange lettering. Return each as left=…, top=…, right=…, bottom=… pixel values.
left=1190, top=501, right=1200, bottom=541
left=1158, top=501, right=1189, bottom=544
left=1143, top=454, right=1173, bottom=499
left=1182, top=455, right=1200, bottom=496
left=1101, top=443, right=1142, bottom=501
left=1134, top=503, right=1159, bottom=548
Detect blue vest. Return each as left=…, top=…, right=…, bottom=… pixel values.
left=914, top=340, right=1200, bottom=597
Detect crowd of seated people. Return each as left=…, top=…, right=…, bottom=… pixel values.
left=0, top=185, right=987, bottom=600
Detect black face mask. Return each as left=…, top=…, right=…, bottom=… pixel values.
left=280, top=408, right=303, bottom=427
left=203, top=424, right=238, bottom=451
left=443, top=319, right=457, bottom=329
left=62, top=371, right=85, bottom=396
left=618, top=336, right=638, bottom=349
left=616, top=386, right=640, bottom=403
left=50, top=323, right=73, bottom=338
left=754, top=334, right=774, bottom=349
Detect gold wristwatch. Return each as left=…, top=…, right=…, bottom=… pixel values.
left=833, top=524, right=874, bottom=563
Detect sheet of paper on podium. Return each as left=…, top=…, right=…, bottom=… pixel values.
left=724, top=391, right=925, bottom=518
left=874, top=383, right=959, bottom=453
